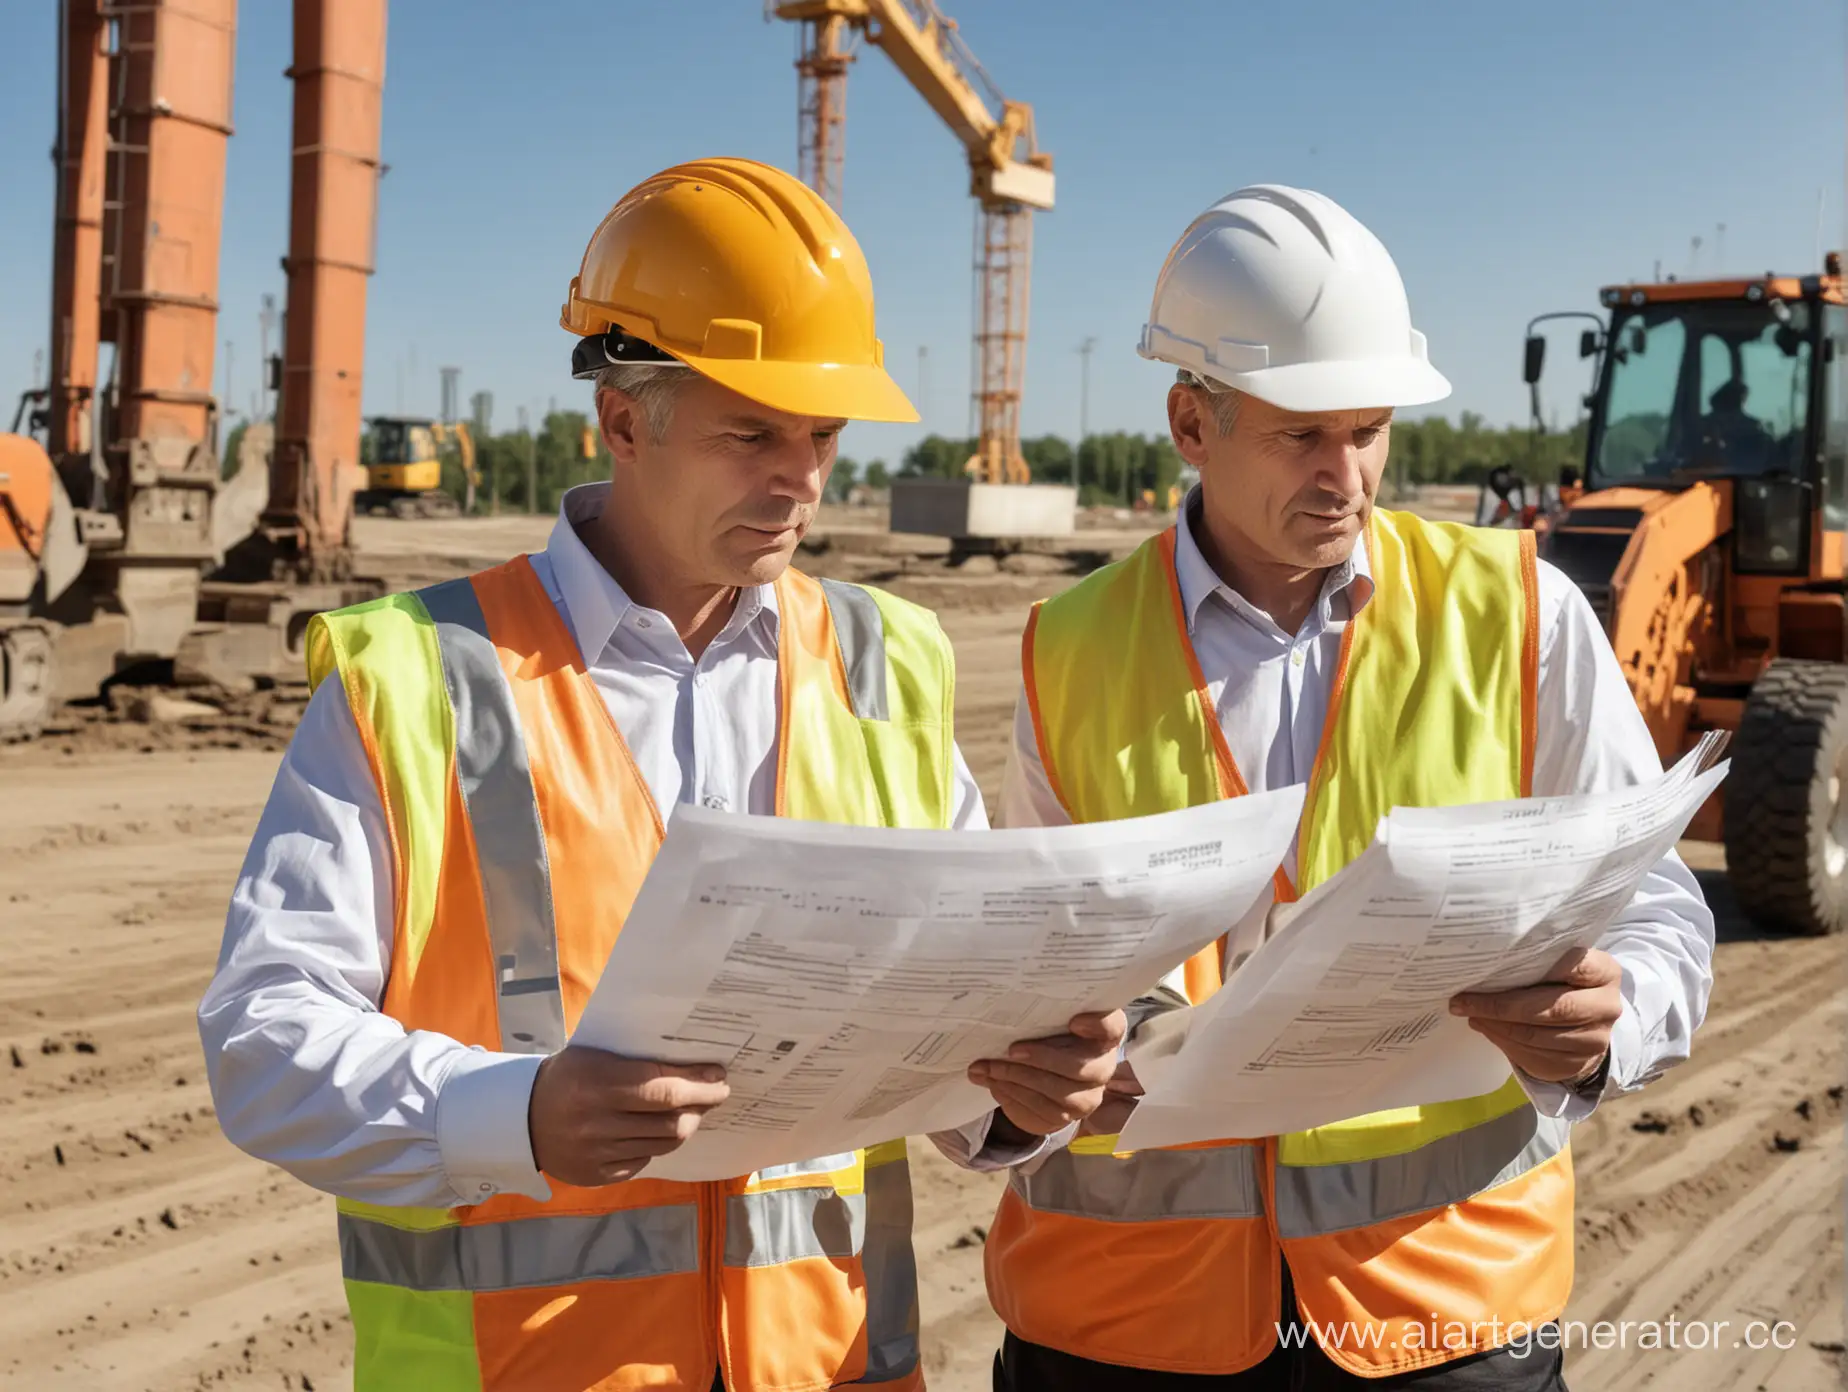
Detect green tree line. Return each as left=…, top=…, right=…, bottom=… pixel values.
left=448, top=411, right=608, bottom=516
left=324, top=408, right=1588, bottom=517
left=897, top=433, right=1187, bottom=507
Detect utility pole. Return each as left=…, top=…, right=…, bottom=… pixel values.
left=518, top=404, right=537, bottom=514
left=258, top=294, right=277, bottom=420
left=439, top=366, right=460, bottom=424
left=1077, top=337, right=1096, bottom=495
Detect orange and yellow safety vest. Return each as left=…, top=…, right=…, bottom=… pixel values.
left=987, top=509, right=1572, bottom=1379
left=308, top=556, right=955, bottom=1392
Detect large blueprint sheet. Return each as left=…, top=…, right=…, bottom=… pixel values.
left=1119, top=735, right=1728, bottom=1150
left=572, top=786, right=1306, bottom=1181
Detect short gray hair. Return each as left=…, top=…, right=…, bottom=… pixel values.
left=1176, top=369, right=1242, bottom=435
left=594, top=362, right=691, bottom=443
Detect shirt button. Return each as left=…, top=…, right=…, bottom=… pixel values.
left=702, top=794, right=729, bottom=811
left=478, top=1183, right=495, bottom=1195
left=1291, top=649, right=1305, bottom=668
left=634, top=615, right=652, bottom=629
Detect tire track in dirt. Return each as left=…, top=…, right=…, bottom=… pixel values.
left=1567, top=933, right=1845, bottom=1391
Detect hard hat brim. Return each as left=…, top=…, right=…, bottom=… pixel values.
left=680, top=353, right=920, bottom=424
left=1217, top=357, right=1453, bottom=414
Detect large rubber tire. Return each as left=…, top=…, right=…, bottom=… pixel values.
left=1723, top=658, right=1848, bottom=935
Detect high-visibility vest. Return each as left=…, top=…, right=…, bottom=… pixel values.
left=307, top=554, right=956, bottom=1392
left=987, top=510, right=1573, bottom=1379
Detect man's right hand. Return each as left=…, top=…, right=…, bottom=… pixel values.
left=527, top=1047, right=729, bottom=1187
left=1078, top=1058, right=1145, bottom=1137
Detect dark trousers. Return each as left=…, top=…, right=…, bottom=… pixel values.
left=990, top=1323, right=1567, bottom=1390
left=994, top=1330, right=1567, bottom=1391
left=994, top=1269, right=1567, bottom=1392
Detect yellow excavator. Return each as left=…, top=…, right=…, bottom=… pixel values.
left=1525, top=254, right=1846, bottom=934
left=359, top=416, right=477, bottom=518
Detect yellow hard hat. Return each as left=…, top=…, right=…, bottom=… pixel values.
left=562, top=158, right=917, bottom=423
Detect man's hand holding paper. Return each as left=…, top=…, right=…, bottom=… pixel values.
left=1450, top=944, right=1625, bottom=1086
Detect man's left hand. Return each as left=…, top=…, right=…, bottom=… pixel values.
left=1449, top=947, right=1623, bottom=1086
left=968, top=1010, right=1127, bottom=1137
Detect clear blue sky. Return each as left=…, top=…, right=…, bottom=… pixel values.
left=1, top=0, right=1841, bottom=468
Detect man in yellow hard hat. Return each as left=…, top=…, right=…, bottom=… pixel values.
left=200, top=158, right=1123, bottom=1391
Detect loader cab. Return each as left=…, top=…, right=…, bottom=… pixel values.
left=1582, top=282, right=1833, bottom=578
left=1527, top=270, right=1843, bottom=627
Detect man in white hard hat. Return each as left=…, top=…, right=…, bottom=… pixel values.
left=971, top=186, right=1713, bottom=1388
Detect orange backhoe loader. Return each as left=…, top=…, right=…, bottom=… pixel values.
left=1, top=0, right=387, bottom=739
left=1526, top=256, right=1847, bottom=934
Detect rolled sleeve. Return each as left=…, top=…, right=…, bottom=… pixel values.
left=1529, top=562, right=1715, bottom=1117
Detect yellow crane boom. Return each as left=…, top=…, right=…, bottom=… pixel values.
left=769, top=0, right=1054, bottom=485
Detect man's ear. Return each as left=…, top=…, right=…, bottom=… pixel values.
left=1168, top=385, right=1211, bottom=468
left=596, top=388, right=641, bottom=463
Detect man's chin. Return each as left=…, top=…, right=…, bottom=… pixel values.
left=730, top=541, right=800, bottom=588
left=1289, top=512, right=1364, bottom=565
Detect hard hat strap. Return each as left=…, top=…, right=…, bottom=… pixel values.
left=570, top=329, right=687, bottom=382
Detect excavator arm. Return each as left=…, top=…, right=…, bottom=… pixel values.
left=431, top=421, right=479, bottom=514
left=1602, top=482, right=1730, bottom=754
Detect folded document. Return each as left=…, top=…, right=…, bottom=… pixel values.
left=571, top=785, right=1306, bottom=1181
left=1117, top=732, right=1729, bottom=1150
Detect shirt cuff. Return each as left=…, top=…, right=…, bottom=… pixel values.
left=929, top=1108, right=1078, bottom=1172
left=1600, top=995, right=1651, bottom=1094
left=1512, top=1042, right=1618, bottom=1123
left=436, top=1048, right=551, bottom=1203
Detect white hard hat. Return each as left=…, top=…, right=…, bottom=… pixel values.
left=1138, top=184, right=1450, bottom=413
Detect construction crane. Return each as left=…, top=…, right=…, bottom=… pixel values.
left=768, top=0, right=1054, bottom=485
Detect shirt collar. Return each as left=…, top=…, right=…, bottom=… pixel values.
left=543, top=481, right=780, bottom=665
left=1172, top=485, right=1375, bottom=636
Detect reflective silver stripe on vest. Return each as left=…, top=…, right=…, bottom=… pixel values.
left=819, top=579, right=889, bottom=721
left=859, top=1149, right=922, bottom=1382
left=1273, top=1107, right=1572, bottom=1240
left=339, top=1206, right=699, bottom=1292
left=723, top=1186, right=866, bottom=1269
left=417, top=577, right=566, bottom=1055
left=1010, top=1143, right=1264, bottom=1222
left=751, top=1151, right=859, bottom=1184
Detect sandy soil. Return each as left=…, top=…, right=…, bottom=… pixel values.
left=0, top=505, right=1839, bottom=1391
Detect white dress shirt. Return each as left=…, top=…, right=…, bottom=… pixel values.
left=199, top=483, right=988, bottom=1209
left=999, top=495, right=1715, bottom=1123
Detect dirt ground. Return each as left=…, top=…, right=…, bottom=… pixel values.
left=0, top=505, right=1841, bottom=1391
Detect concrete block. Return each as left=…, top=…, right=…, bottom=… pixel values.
left=889, top=480, right=1077, bottom=539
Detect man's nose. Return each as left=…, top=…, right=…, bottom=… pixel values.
left=1311, top=437, right=1367, bottom=499
left=765, top=435, right=826, bottom=503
